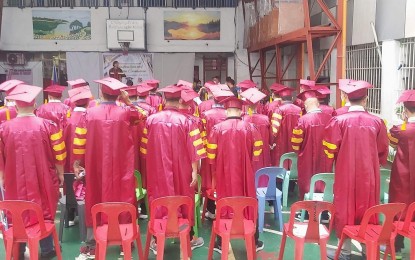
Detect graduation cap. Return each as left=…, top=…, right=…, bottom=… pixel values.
left=158, top=85, right=182, bottom=99
left=300, top=79, right=315, bottom=90
left=240, top=88, right=266, bottom=105
left=0, top=80, right=24, bottom=95
left=67, top=79, right=88, bottom=89
left=136, top=84, right=154, bottom=97
left=269, top=83, right=286, bottom=93
left=311, top=85, right=331, bottom=98
left=7, top=84, right=42, bottom=107
left=44, top=84, right=66, bottom=97
left=397, top=90, right=415, bottom=108
left=219, top=96, right=246, bottom=110
left=275, top=87, right=295, bottom=98
left=211, top=85, right=234, bottom=102
left=296, top=90, right=319, bottom=102
left=177, top=80, right=193, bottom=89
left=237, top=80, right=256, bottom=90
left=124, top=87, right=138, bottom=97
left=68, top=86, right=92, bottom=106
left=181, top=88, right=199, bottom=104
left=339, top=80, right=372, bottom=100
left=94, top=77, right=127, bottom=96
left=144, top=79, right=160, bottom=90
left=338, top=79, right=356, bottom=90
left=204, top=81, right=217, bottom=88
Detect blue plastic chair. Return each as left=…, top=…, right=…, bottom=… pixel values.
left=255, top=167, right=285, bottom=232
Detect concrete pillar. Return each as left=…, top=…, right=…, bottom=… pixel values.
left=381, top=40, right=401, bottom=125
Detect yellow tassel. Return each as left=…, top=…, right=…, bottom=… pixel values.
left=5, top=108, right=10, bottom=121
left=66, top=110, right=71, bottom=118
left=248, top=107, right=253, bottom=116
left=44, top=99, right=48, bottom=104
left=341, top=99, right=346, bottom=107
left=238, top=93, right=241, bottom=99
left=204, top=93, right=208, bottom=101
left=158, top=104, right=163, bottom=111
left=269, top=96, right=273, bottom=103
left=401, top=121, right=407, bottom=131
left=194, top=106, right=199, bottom=117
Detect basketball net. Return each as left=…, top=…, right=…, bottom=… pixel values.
left=119, top=42, right=130, bottom=55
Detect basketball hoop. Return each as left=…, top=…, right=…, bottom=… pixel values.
left=119, top=41, right=130, bottom=55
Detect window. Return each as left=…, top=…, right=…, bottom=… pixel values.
left=399, top=38, right=415, bottom=91
left=346, top=43, right=382, bottom=114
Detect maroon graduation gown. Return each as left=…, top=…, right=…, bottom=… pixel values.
left=36, top=101, right=70, bottom=130
left=271, top=102, right=301, bottom=166
left=320, top=104, right=336, bottom=116
left=0, top=106, right=17, bottom=125
left=335, top=105, right=350, bottom=116
left=263, top=100, right=282, bottom=119
left=146, top=93, right=164, bottom=110
left=72, top=102, right=144, bottom=226
left=323, top=109, right=389, bottom=236
left=198, top=99, right=215, bottom=114
left=291, top=110, right=332, bottom=199
left=200, top=107, right=227, bottom=192
left=207, top=117, right=263, bottom=218
left=0, top=116, right=65, bottom=226
left=63, top=108, right=87, bottom=173
left=388, top=122, right=415, bottom=211
left=141, top=107, right=206, bottom=223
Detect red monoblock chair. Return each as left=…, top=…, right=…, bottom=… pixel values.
left=395, top=201, right=415, bottom=260
left=202, top=188, right=216, bottom=224
left=144, top=196, right=194, bottom=260
left=91, top=202, right=143, bottom=260
left=335, top=203, right=406, bottom=260
left=278, top=201, right=335, bottom=260
left=0, top=200, right=62, bottom=260
left=207, top=197, right=258, bottom=260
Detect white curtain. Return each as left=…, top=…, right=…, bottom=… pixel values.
left=153, top=53, right=195, bottom=87
left=66, top=52, right=103, bottom=98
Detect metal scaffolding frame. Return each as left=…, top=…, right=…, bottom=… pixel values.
left=242, top=0, right=346, bottom=107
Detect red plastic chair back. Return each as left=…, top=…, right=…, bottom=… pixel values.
left=357, top=203, right=406, bottom=242
left=91, top=202, right=137, bottom=242
left=402, top=202, right=415, bottom=231
left=215, top=197, right=258, bottom=236
left=0, top=200, right=47, bottom=239
left=288, top=201, right=335, bottom=241
left=150, top=196, right=193, bottom=235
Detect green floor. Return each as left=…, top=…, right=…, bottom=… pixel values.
left=0, top=190, right=412, bottom=259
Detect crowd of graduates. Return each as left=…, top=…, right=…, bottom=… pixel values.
left=0, top=75, right=413, bottom=260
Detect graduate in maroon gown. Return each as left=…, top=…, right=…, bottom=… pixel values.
left=63, top=86, right=92, bottom=225
left=263, top=83, right=284, bottom=118
left=270, top=87, right=301, bottom=167
left=311, top=85, right=336, bottom=116
left=388, top=90, right=415, bottom=257
left=241, top=88, right=271, bottom=173
left=36, top=84, right=70, bottom=130
left=65, top=79, right=89, bottom=108
left=144, top=79, right=164, bottom=111
left=134, top=84, right=157, bottom=116
left=72, top=77, right=145, bottom=258
left=324, top=80, right=389, bottom=260
left=335, top=79, right=355, bottom=116
left=141, top=85, right=206, bottom=252
left=177, top=80, right=200, bottom=116
left=207, top=96, right=264, bottom=252
left=291, top=90, right=332, bottom=200
left=0, top=80, right=23, bottom=124
left=237, top=79, right=260, bottom=113
left=0, top=84, right=65, bottom=259
left=198, top=81, right=218, bottom=114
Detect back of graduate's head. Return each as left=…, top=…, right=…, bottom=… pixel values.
left=405, top=104, right=415, bottom=115
left=101, top=91, right=118, bottom=102
left=348, top=95, right=368, bottom=107
left=304, top=97, right=320, bottom=112
left=281, top=95, right=292, bottom=101
left=226, top=107, right=242, bottom=117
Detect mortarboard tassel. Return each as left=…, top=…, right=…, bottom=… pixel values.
left=269, top=96, right=273, bottom=103
left=401, top=121, right=407, bottom=131
left=194, top=106, right=199, bottom=117
left=44, top=99, right=48, bottom=104
left=248, top=107, right=253, bottom=116
left=341, top=98, right=346, bottom=107
left=5, top=108, right=10, bottom=121
left=158, top=103, right=163, bottom=112
left=67, top=110, right=71, bottom=118
left=204, top=92, right=208, bottom=101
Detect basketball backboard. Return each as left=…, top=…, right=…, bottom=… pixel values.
left=106, top=20, right=146, bottom=50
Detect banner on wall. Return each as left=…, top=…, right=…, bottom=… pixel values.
left=7, top=69, right=33, bottom=85
left=103, top=53, right=153, bottom=85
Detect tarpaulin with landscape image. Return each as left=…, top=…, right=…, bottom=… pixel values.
left=32, top=10, right=91, bottom=40
left=164, top=11, right=220, bottom=40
